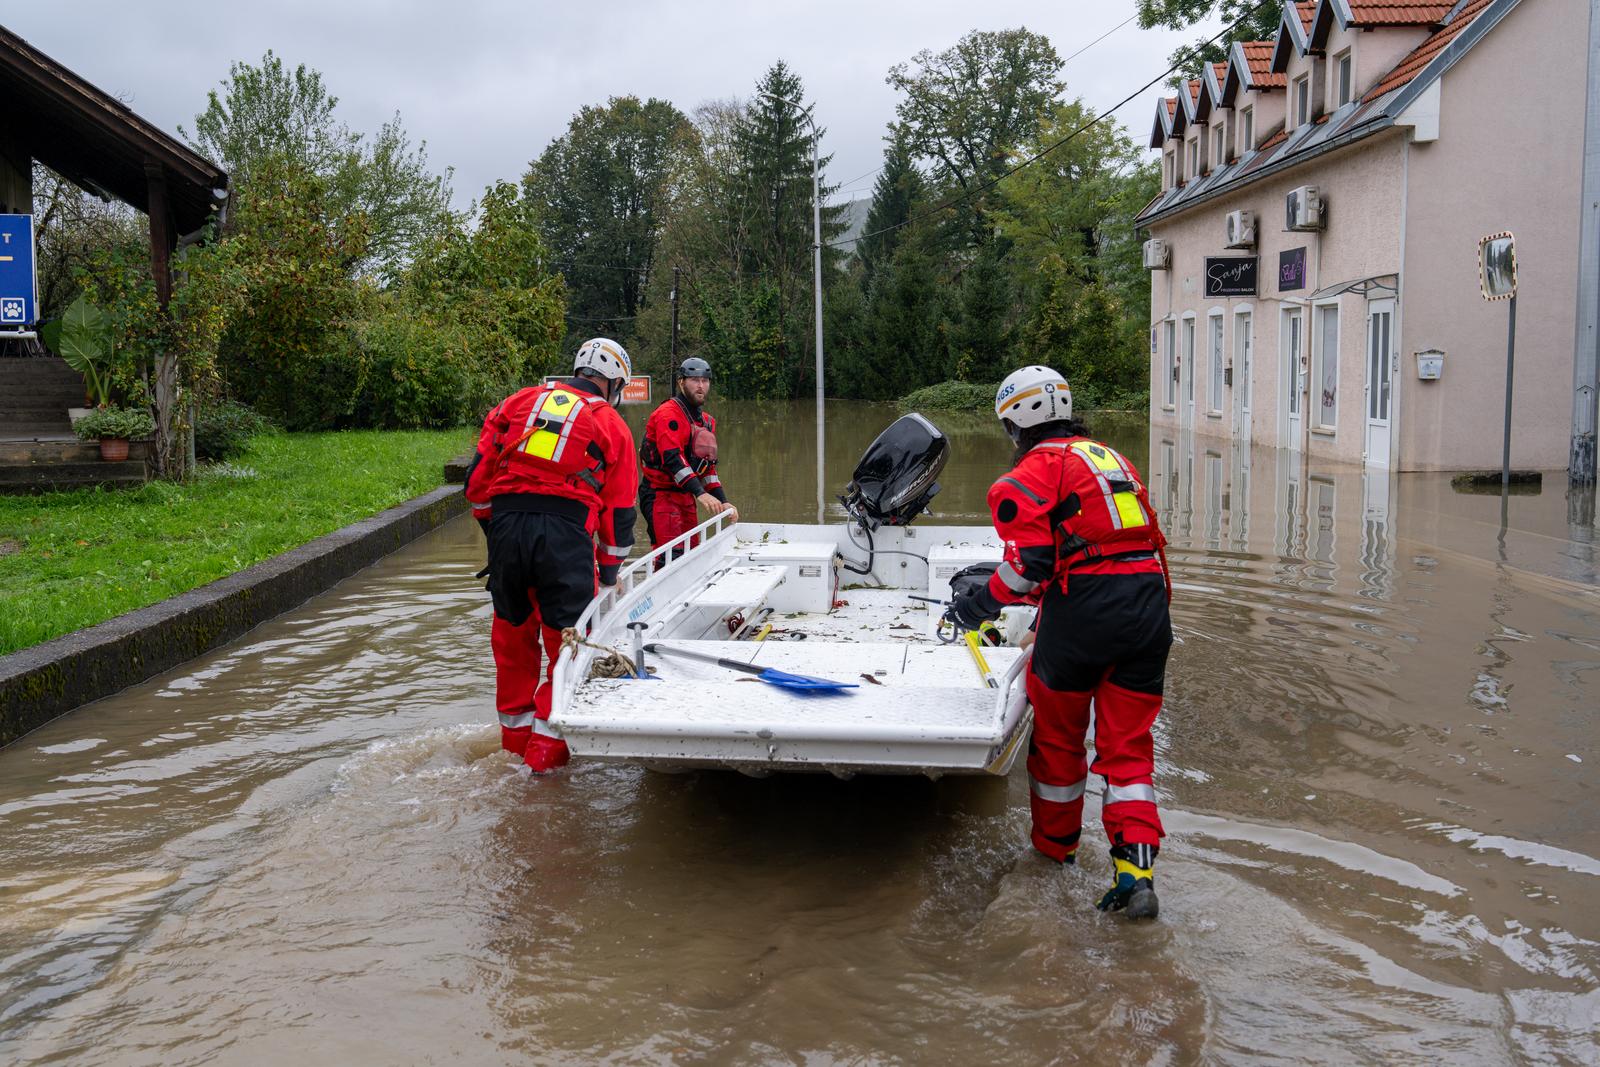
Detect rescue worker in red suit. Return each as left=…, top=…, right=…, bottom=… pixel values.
left=464, top=338, right=639, bottom=772
left=639, top=357, right=736, bottom=557
left=948, top=365, right=1173, bottom=920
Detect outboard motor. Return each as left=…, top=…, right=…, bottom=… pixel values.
left=840, top=413, right=949, bottom=529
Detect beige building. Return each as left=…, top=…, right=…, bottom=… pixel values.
left=1137, top=0, right=1600, bottom=475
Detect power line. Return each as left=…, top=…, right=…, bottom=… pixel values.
left=1061, top=12, right=1140, bottom=66
left=822, top=11, right=1146, bottom=208
left=825, top=0, right=1276, bottom=251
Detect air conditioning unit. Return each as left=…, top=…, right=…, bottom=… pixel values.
left=1224, top=209, right=1256, bottom=249
left=1142, top=238, right=1170, bottom=270
left=1286, top=185, right=1324, bottom=231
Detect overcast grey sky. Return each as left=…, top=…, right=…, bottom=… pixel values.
left=8, top=2, right=1218, bottom=209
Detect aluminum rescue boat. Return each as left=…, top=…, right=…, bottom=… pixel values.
left=548, top=415, right=1036, bottom=778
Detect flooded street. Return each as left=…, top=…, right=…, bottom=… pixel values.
left=2, top=400, right=1597, bottom=1065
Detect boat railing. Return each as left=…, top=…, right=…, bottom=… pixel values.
left=551, top=509, right=741, bottom=713
left=987, top=642, right=1034, bottom=772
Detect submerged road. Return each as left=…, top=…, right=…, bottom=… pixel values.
left=1, top=412, right=1597, bottom=1064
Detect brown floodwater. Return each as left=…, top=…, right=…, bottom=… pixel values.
left=2, top=400, right=1597, bottom=1065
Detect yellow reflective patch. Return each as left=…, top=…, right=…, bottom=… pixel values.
left=1070, top=440, right=1124, bottom=474
left=520, top=388, right=580, bottom=460
left=1113, top=858, right=1153, bottom=881
left=1114, top=491, right=1147, bottom=529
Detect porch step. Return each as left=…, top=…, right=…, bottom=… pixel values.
left=0, top=420, right=73, bottom=438
left=0, top=438, right=150, bottom=464
left=0, top=459, right=150, bottom=494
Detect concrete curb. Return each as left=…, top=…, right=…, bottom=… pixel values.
left=0, top=484, right=466, bottom=746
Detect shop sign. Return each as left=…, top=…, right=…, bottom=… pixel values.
left=1204, top=257, right=1257, bottom=297
left=1279, top=247, right=1308, bottom=292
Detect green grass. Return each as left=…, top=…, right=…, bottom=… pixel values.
left=898, top=381, right=1001, bottom=413
left=0, top=429, right=473, bottom=655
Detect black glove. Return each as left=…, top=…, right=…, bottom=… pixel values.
left=598, top=563, right=620, bottom=587
left=948, top=584, right=1001, bottom=631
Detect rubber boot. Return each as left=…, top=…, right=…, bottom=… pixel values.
left=1096, top=843, right=1159, bottom=920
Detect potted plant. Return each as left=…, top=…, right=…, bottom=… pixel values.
left=72, top=405, right=154, bottom=461
left=44, top=294, right=116, bottom=420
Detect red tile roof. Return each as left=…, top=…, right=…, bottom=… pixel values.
left=1296, top=0, right=1316, bottom=32
left=1364, top=0, right=1493, bottom=100
left=1346, top=0, right=1456, bottom=25
left=1211, top=61, right=1229, bottom=83
left=1240, top=40, right=1286, bottom=88
left=1165, top=97, right=1176, bottom=119
left=1188, top=78, right=1202, bottom=107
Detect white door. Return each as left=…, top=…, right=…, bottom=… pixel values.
left=1234, top=310, right=1253, bottom=447
left=1182, top=317, right=1196, bottom=429
left=1364, top=299, right=1395, bottom=469
left=1284, top=308, right=1304, bottom=450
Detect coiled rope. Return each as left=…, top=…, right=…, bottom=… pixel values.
left=561, top=627, right=650, bottom=680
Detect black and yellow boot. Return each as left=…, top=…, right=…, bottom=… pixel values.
left=1095, top=843, right=1159, bottom=919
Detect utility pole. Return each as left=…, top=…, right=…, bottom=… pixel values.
left=670, top=266, right=680, bottom=362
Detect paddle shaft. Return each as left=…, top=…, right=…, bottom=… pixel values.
left=644, top=642, right=766, bottom=676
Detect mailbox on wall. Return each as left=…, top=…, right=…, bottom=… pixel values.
left=1415, top=349, right=1445, bottom=380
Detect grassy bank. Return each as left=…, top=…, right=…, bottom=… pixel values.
left=0, top=429, right=471, bottom=655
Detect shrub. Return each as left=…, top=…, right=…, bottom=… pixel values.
left=898, top=380, right=1000, bottom=413
left=195, top=400, right=275, bottom=461
left=72, top=406, right=154, bottom=441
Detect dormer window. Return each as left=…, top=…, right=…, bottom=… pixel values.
left=1189, top=137, right=1199, bottom=177
left=1335, top=50, right=1352, bottom=107
left=1294, top=75, right=1310, bottom=127
left=1213, top=125, right=1225, bottom=168
left=1240, top=106, right=1254, bottom=152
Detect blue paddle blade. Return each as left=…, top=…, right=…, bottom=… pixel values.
left=756, top=668, right=859, bottom=691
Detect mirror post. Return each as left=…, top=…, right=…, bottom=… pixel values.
left=1502, top=292, right=1517, bottom=489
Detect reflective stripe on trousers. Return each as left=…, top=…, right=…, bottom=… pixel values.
left=499, top=711, right=562, bottom=739
left=1029, top=775, right=1087, bottom=803
left=1104, top=782, right=1157, bottom=805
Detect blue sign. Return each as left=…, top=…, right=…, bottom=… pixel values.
left=0, top=214, right=38, bottom=328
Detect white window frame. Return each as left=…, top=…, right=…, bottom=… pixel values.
left=1212, top=124, right=1225, bottom=169
left=1206, top=308, right=1226, bottom=416
left=1294, top=75, right=1310, bottom=127
left=1188, top=136, right=1200, bottom=177
left=1240, top=106, right=1254, bottom=152
left=1335, top=50, right=1352, bottom=107
left=1181, top=312, right=1198, bottom=413
left=1164, top=148, right=1175, bottom=188
left=1233, top=305, right=1254, bottom=438
left=1312, top=298, right=1341, bottom=432
left=1162, top=318, right=1177, bottom=409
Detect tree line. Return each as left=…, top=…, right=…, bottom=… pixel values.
left=36, top=23, right=1167, bottom=456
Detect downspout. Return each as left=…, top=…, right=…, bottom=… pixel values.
left=1571, top=0, right=1600, bottom=495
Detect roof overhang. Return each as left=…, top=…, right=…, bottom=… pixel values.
left=0, top=24, right=228, bottom=236
left=1310, top=273, right=1398, bottom=299
left=1272, top=2, right=1315, bottom=72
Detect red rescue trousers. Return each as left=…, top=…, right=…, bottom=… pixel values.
left=649, top=491, right=699, bottom=553
left=489, top=597, right=570, bottom=772
left=1023, top=575, right=1171, bottom=861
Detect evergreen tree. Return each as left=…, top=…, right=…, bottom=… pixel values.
left=857, top=133, right=923, bottom=283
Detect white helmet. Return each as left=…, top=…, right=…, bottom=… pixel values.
left=994, top=365, right=1072, bottom=431
left=573, top=337, right=633, bottom=403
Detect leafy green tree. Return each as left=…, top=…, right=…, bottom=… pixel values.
left=184, top=50, right=452, bottom=279
left=1136, top=0, right=1283, bottom=79
left=527, top=96, right=695, bottom=346
left=217, top=154, right=370, bottom=430
left=887, top=28, right=1064, bottom=239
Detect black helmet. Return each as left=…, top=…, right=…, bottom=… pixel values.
left=677, top=357, right=712, bottom=382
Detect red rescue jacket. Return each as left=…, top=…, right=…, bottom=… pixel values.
left=984, top=435, right=1169, bottom=607
left=464, top=377, right=639, bottom=565
left=641, top=395, right=723, bottom=500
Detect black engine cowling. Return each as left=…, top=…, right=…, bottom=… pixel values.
left=840, top=413, right=949, bottom=528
